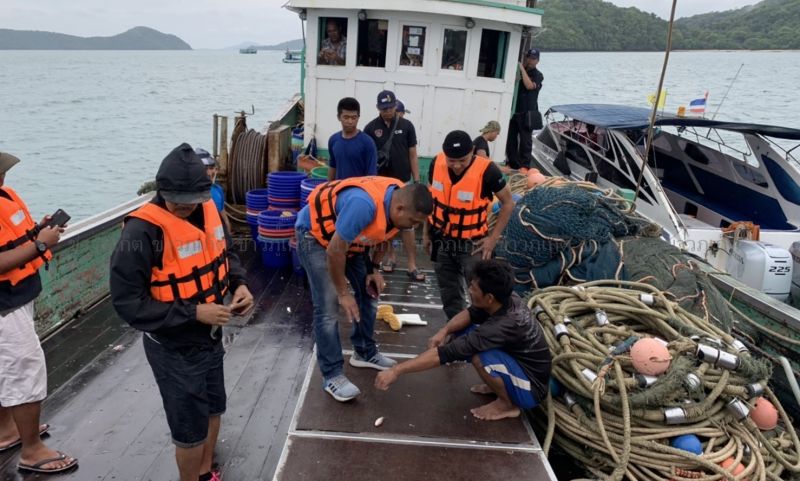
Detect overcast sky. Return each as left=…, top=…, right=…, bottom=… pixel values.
left=0, top=0, right=760, bottom=50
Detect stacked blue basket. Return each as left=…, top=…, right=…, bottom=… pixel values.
left=257, top=210, right=297, bottom=268
left=245, top=189, right=270, bottom=241
left=300, top=178, right=327, bottom=208
left=267, top=172, right=307, bottom=212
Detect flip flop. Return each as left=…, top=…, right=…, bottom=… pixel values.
left=406, top=269, right=426, bottom=282
left=380, top=261, right=396, bottom=273
left=0, top=424, right=50, bottom=453
left=17, top=450, right=78, bottom=474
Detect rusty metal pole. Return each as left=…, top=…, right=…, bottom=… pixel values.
left=212, top=114, right=219, bottom=159
left=219, top=116, right=229, bottom=174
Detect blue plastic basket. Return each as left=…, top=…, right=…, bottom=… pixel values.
left=258, top=237, right=292, bottom=268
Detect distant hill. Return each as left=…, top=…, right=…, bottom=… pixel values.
left=0, top=27, right=192, bottom=50
left=533, top=0, right=800, bottom=51
left=224, top=41, right=261, bottom=51
left=254, top=39, right=304, bottom=51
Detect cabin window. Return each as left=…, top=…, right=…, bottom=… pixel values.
left=357, top=19, right=388, bottom=67
left=318, top=17, right=348, bottom=66
left=441, top=28, right=467, bottom=70
left=477, top=29, right=509, bottom=79
left=399, top=25, right=426, bottom=67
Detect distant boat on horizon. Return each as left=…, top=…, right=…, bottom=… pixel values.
left=239, top=47, right=257, bottom=54
left=282, top=48, right=302, bottom=63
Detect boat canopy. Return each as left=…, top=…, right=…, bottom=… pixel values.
left=547, top=104, right=800, bottom=141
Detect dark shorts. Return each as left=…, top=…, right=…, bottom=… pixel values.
left=143, top=334, right=226, bottom=448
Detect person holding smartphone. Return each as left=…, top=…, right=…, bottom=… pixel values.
left=109, top=144, right=253, bottom=481
left=0, top=152, right=77, bottom=474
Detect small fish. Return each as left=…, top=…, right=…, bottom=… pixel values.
left=374, top=416, right=384, bottom=427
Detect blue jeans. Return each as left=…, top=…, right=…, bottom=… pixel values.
left=296, top=228, right=378, bottom=379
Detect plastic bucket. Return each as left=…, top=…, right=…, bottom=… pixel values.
left=310, top=166, right=329, bottom=180
left=258, top=237, right=291, bottom=268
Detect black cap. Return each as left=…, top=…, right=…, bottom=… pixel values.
left=442, top=130, right=474, bottom=158
left=156, top=143, right=211, bottom=204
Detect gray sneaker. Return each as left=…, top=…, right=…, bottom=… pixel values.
left=323, top=374, right=361, bottom=402
left=349, top=352, right=397, bottom=371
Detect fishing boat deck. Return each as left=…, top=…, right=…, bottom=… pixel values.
left=0, top=247, right=555, bottom=481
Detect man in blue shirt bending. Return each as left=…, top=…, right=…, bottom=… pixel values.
left=295, top=178, right=433, bottom=402
left=328, top=97, right=378, bottom=181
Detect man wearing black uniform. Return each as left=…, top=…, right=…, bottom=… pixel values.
left=506, top=48, right=544, bottom=171
left=364, top=90, right=425, bottom=282
left=376, top=259, right=552, bottom=421
left=423, top=130, right=515, bottom=320
left=110, top=144, right=253, bottom=481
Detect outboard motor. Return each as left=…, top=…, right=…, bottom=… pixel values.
left=726, top=240, right=792, bottom=302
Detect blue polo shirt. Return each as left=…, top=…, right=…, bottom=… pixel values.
left=295, top=185, right=395, bottom=243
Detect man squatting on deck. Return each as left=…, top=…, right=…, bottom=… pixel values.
left=376, top=259, right=552, bottom=420
left=110, top=144, right=254, bottom=481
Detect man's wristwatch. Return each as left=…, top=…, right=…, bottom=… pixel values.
left=35, top=240, right=48, bottom=254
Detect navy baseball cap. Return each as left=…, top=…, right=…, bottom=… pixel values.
left=526, top=48, right=540, bottom=59
left=376, top=90, right=397, bottom=110
left=396, top=100, right=410, bottom=114
left=194, top=147, right=216, bottom=166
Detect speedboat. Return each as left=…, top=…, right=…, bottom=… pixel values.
left=531, top=103, right=800, bottom=301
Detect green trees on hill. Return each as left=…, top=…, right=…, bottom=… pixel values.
left=532, top=0, right=800, bottom=51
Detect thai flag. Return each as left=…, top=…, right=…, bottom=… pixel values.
left=689, top=92, right=708, bottom=115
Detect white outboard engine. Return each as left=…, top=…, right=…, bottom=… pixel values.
left=725, top=240, right=792, bottom=301
left=791, top=241, right=800, bottom=302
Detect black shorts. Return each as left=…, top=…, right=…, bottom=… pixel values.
left=143, top=334, right=226, bottom=448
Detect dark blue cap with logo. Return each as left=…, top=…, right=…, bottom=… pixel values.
left=526, top=48, right=540, bottom=58
left=376, top=90, right=397, bottom=110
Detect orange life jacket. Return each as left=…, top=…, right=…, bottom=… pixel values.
left=127, top=201, right=229, bottom=304
left=308, top=176, right=401, bottom=254
left=428, top=153, right=491, bottom=239
left=0, top=186, right=50, bottom=286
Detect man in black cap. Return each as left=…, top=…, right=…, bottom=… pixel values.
left=110, top=143, right=253, bottom=481
left=0, top=152, right=77, bottom=474
left=506, top=48, right=544, bottom=172
left=364, top=90, right=425, bottom=281
left=423, top=131, right=515, bottom=320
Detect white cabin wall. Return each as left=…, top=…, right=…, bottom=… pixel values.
left=304, top=9, right=527, bottom=162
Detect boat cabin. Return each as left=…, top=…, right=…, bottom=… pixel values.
left=284, top=0, right=543, bottom=167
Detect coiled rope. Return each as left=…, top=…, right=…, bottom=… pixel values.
left=530, top=281, right=800, bottom=481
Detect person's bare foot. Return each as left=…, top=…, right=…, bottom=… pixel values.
left=469, top=383, right=494, bottom=395
left=470, top=399, right=521, bottom=421
left=18, top=445, right=77, bottom=472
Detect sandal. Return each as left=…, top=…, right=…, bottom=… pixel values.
left=380, top=261, right=396, bottom=273
left=0, top=424, right=50, bottom=453
left=406, top=269, right=426, bottom=282
left=18, top=451, right=78, bottom=474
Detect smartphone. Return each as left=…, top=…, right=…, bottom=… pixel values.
left=367, top=280, right=379, bottom=299
left=41, top=209, right=71, bottom=229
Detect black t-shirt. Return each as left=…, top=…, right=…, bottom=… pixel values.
left=364, top=115, right=418, bottom=182
left=514, top=67, right=544, bottom=114
left=437, top=294, right=552, bottom=402
left=0, top=189, right=43, bottom=313
left=427, top=155, right=507, bottom=200
left=473, top=135, right=490, bottom=157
